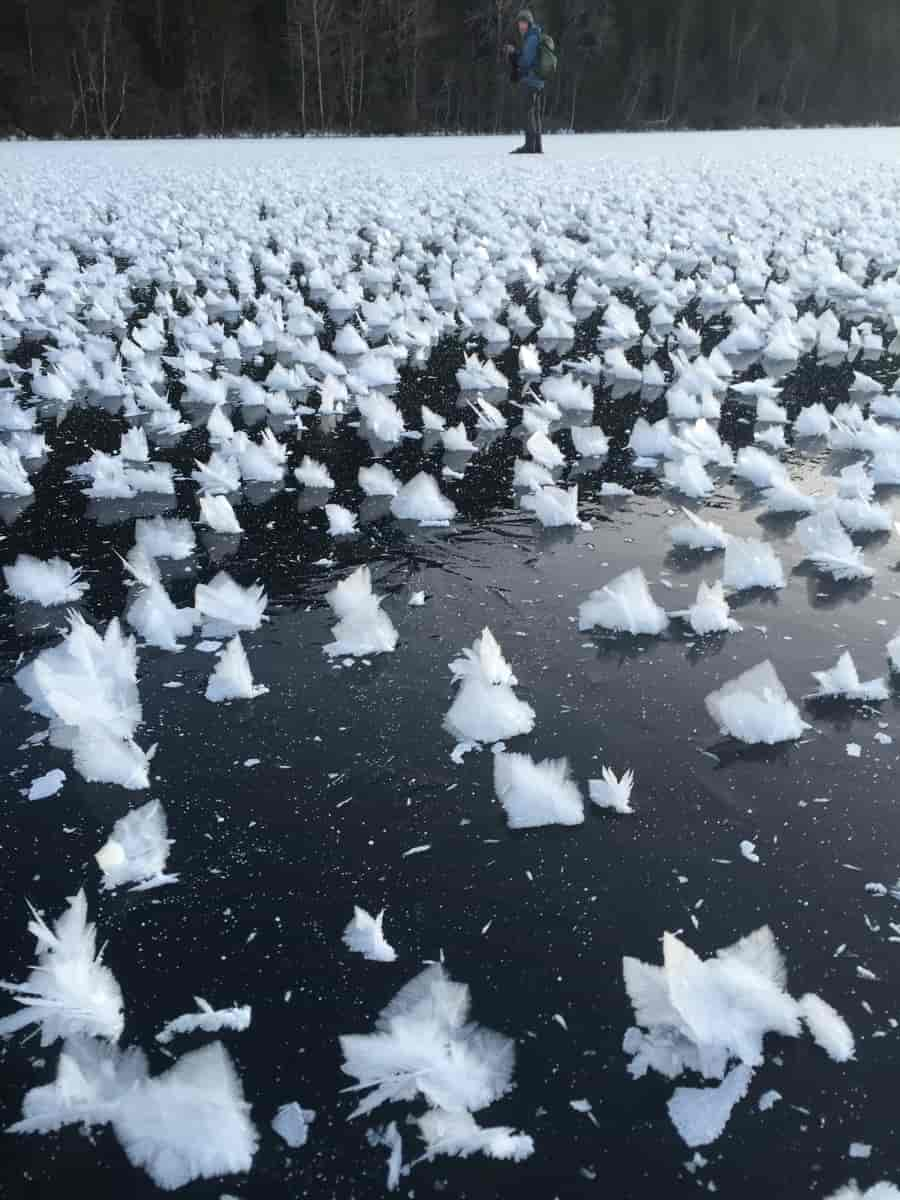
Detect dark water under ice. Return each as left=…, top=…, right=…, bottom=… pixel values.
left=1, top=308, right=900, bottom=1200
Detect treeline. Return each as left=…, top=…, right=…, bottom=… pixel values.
left=1, top=0, right=900, bottom=139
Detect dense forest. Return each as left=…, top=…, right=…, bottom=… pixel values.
left=2, top=0, right=900, bottom=139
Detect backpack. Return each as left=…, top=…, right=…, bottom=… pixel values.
left=538, top=31, right=558, bottom=80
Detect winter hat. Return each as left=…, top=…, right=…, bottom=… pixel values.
left=517, top=9, right=535, bottom=24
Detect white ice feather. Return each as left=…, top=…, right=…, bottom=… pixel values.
left=664, top=455, right=714, bottom=499
left=493, top=752, right=585, bottom=829
left=324, top=566, right=398, bottom=658
left=111, top=1041, right=258, bottom=1191
left=733, top=447, right=788, bottom=490
left=667, top=1064, right=755, bottom=1148
left=722, top=537, right=785, bottom=591
left=205, top=636, right=268, bottom=701
left=0, top=444, right=33, bottom=495
left=195, top=572, right=267, bottom=635
left=134, top=517, right=196, bottom=561
left=8, top=1037, right=148, bottom=1135
left=578, top=568, right=669, bottom=635
left=669, top=508, right=729, bottom=551
left=798, top=993, right=855, bottom=1063
left=127, top=582, right=198, bottom=651
left=806, top=651, right=888, bottom=702
left=540, top=374, right=594, bottom=413
left=705, top=660, right=807, bottom=744
left=0, top=890, right=124, bottom=1046
left=797, top=508, right=874, bottom=581
left=343, top=907, right=397, bottom=963
left=442, top=422, right=477, bottom=452
left=339, top=963, right=516, bottom=1118
left=272, top=1102, right=316, bottom=1149
left=199, top=494, right=242, bottom=534
left=95, top=799, right=177, bottom=891
left=325, top=503, right=359, bottom=536
left=294, top=455, right=335, bottom=489
left=156, top=998, right=252, bottom=1045
left=674, top=580, right=742, bottom=635
left=413, top=1109, right=534, bottom=1164
left=4, top=556, right=87, bottom=606
left=444, top=628, right=535, bottom=744
left=359, top=464, right=400, bottom=496
left=571, top=425, right=609, bottom=457
left=794, top=403, right=832, bottom=437
left=520, top=484, right=587, bottom=529
left=391, top=473, right=456, bottom=525
left=589, top=766, right=635, bottom=814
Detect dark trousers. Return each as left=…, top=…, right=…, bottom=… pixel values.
left=522, top=87, right=543, bottom=150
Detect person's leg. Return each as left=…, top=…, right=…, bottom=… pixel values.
left=532, top=90, right=543, bottom=153
left=511, top=87, right=529, bottom=153
left=526, top=89, right=539, bottom=152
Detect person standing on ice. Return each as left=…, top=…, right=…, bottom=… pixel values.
left=506, top=9, right=545, bottom=155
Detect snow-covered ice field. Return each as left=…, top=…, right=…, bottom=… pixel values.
left=2, top=129, right=900, bottom=1198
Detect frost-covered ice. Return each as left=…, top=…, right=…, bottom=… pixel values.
left=5, top=127, right=900, bottom=1195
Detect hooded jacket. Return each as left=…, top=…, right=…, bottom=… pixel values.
left=516, top=22, right=545, bottom=92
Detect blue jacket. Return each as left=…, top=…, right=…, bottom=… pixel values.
left=518, top=24, right=544, bottom=91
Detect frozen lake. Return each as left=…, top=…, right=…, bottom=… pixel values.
left=1, top=130, right=899, bottom=1199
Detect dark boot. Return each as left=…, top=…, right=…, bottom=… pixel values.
left=530, top=132, right=543, bottom=154
left=510, top=143, right=529, bottom=154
